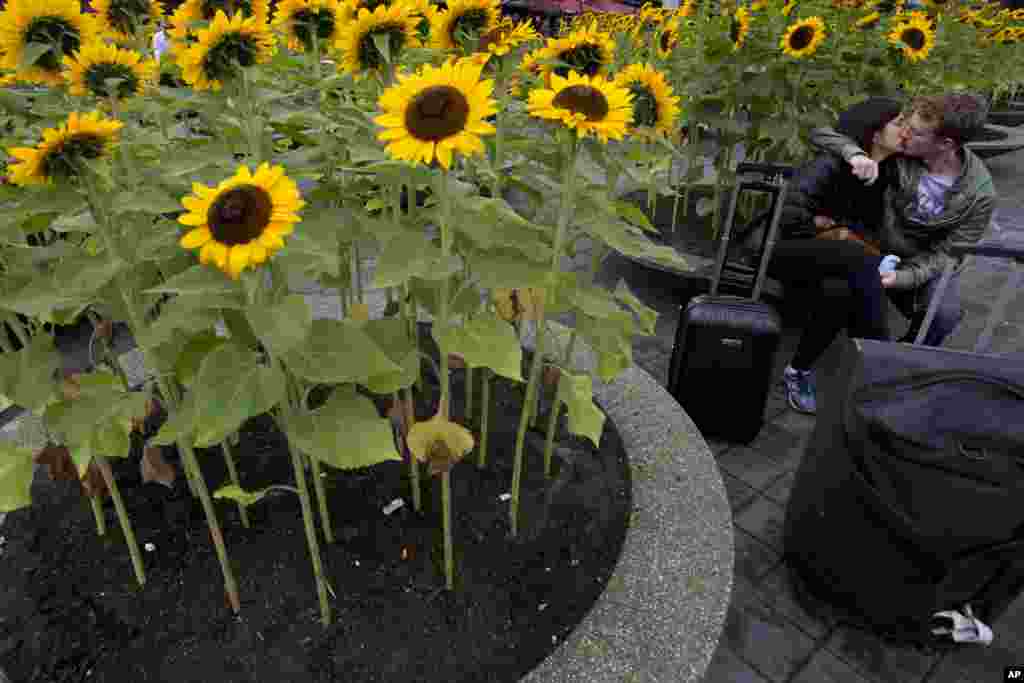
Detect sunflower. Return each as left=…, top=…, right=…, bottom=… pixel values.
left=528, top=70, right=633, bottom=143
left=336, top=4, right=421, bottom=79
left=402, top=0, right=441, bottom=41
left=781, top=1, right=797, bottom=16
left=656, top=18, right=680, bottom=57
left=887, top=12, right=935, bottom=60
left=91, top=0, right=165, bottom=42
left=178, top=10, right=276, bottom=90
left=0, top=0, right=98, bottom=86
left=538, top=21, right=615, bottom=80
left=178, top=163, right=304, bottom=280
left=476, top=17, right=539, bottom=58
left=272, top=0, right=342, bottom=52
left=6, top=111, right=124, bottom=186
left=63, top=43, right=158, bottom=99
left=679, top=0, right=699, bottom=17
left=871, top=0, right=905, bottom=14
left=855, top=10, right=882, bottom=28
left=375, top=57, right=497, bottom=169
left=780, top=16, right=826, bottom=57
left=730, top=7, right=751, bottom=50
left=429, top=0, right=500, bottom=52
left=406, top=413, right=474, bottom=476
left=614, top=63, right=680, bottom=138
left=168, top=0, right=271, bottom=45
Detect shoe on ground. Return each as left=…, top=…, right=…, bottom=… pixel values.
left=783, top=365, right=817, bottom=415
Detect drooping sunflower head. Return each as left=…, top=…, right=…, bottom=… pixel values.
left=178, top=10, right=276, bottom=91
left=538, top=21, right=615, bottom=80
left=476, top=17, right=540, bottom=58
left=63, top=43, right=158, bottom=99
left=272, top=0, right=343, bottom=52
left=178, top=163, right=304, bottom=280
left=730, top=7, right=751, bottom=50
left=855, top=10, right=882, bottom=28
left=0, top=0, right=98, bottom=86
left=429, top=0, right=501, bottom=52
left=91, top=0, right=165, bottom=42
left=780, top=16, right=826, bottom=57
left=527, top=70, right=633, bottom=143
left=656, top=18, right=680, bottom=58
left=6, top=111, right=124, bottom=186
left=168, top=0, right=270, bottom=45
left=614, top=63, right=680, bottom=138
left=406, top=413, right=475, bottom=476
left=337, top=4, right=421, bottom=79
left=887, top=12, right=935, bottom=61
left=375, top=57, right=497, bottom=169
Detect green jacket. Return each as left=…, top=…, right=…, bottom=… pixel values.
left=809, top=127, right=997, bottom=292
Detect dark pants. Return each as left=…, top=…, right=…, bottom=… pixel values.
left=767, top=240, right=963, bottom=370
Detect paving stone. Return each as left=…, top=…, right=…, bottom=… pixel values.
left=790, top=648, right=874, bottom=683
left=700, top=644, right=771, bottom=683
left=732, top=526, right=781, bottom=584
left=824, top=625, right=939, bottom=683
left=715, top=446, right=790, bottom=491
left=761, top=472, right=795, bottom=506
left=924, top=640, right=1022, bottom=683
left=754, top=564, right=834, bottom=640
left=748, top=419, right=809, bottom=475
left=720, top=471, right=758, bottom=516
left=733, top=495, right=786, bottom=553
left=722, top=575, right=818, bottom=683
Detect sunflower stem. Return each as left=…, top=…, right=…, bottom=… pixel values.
left=95, top=455, right=146, bottom=587
left=441, top=469, right=455, bottom=590
left=477, top=366, right=490, bottom=468
left=221, top=436, right=251, bottom=529
left=89, top=494, right=107, bottom=537
left=436, top=170, right=452, bottom=420
left=491, top=59, right=510, bottom=198
left=398, top=388, right=422, bottom=512
left=310, top=454, right=334, bottom=543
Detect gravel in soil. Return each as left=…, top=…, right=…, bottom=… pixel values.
left=0, top=334, right=632, bottom=683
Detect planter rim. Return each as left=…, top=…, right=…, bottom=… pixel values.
left=520, top=321, right=733, bottom=683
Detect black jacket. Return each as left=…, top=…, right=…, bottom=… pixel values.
left=778, top=152, right=892, bottom=241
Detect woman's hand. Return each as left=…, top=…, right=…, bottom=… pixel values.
left=814, top=215, right=836, bottom=230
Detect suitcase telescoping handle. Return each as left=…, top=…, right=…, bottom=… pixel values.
left=709, top=162, right=792, bottom=300
left=915, top=242, right=1024, bottom=351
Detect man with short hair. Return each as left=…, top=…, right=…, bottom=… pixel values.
left=810, top=92, right=997, bottom=346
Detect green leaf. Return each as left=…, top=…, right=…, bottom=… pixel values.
left=283, top=319, right=402, bottom=384
left=50, top=211, right=98, bottom=233
left=467, top=248, right=551, bottom=289
left=556, top=372, right=606, bottom=447
left=360, top=318, right=418, bottom=394
left=0, top=334, right=59, bottom=412
left=144, top=264, right=244, bottom=297
left=54, top=252, right=128, bottom=295
left=614, top=279, right=659, bottom=335
left=433, top=313, right=523, bottom=382
left=150, top=389, right=198, bottom=446
left=286, top=385, right=401, bottom=470
left=213, top=484, right=271, bottom=507
left=371, top=228, right=440, bottom=288
left=174, top=331, right=228, bottom=387
left=576, top=314, right=633, bottom=383
left=94, top=419, right=131, bottom=460
left=19, top=42, right=52, bottom=70
left=113, top=187, right=183, bottom=214
left=614, top=200, right=659, bottom=234
left=245, top=295, right=312, bottom=357
left=0, top=443, right=36, bottom=513
left=191, top=343, right=286, bottom=448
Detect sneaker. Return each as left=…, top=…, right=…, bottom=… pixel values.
left=783, top=365, right=817, bottom=415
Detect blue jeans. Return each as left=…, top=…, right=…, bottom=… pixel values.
left=887, top=267, right=964, bottom=347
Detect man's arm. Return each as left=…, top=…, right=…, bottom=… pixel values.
left=808, top=128, right=880, bottom=183
left=889, top=195, right=996, bottom=289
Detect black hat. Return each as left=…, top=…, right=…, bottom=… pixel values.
left=837, top=97, right=904, bottom=152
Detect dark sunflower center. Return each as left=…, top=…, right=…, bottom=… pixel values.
left=24, top=17, right=80, bottom=72
left=201, top=33, right=258, bottom=82
left=552, top=84, right=609, bottom=122
left=477, top=26, right=504, bottom=52
left=554, top=43, right=604, bottom=78
left=628, top=84, right=658, bottom=128
left=106, top=0, right=152, bottom=35
left=450, top=8, right=490, bottom=46
left=41, top=134, right=105, bottom=182
left=405, top=85, right=470, bottom=142
left=207, top=185, right=273, bottom=245
left=789, top=25, right=815, bottom=49
left=357, top=24, right=407, bottom=70
left=659, top=28, right=675, bottom=52
left=292, top=8, right=336, bottom=50
left=730, top=18, right=742, bottom=44
left=875, top=0, right=899, bottom=13
left=201, top=0, right=253, bottom=20
left=84, top=62, right=140, bottom=99
left=901, top=26, right=926, bottom=48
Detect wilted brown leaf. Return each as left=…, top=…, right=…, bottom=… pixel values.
left=34, top=445, right=77, bottom=482
left=80, top=461, right=110, bottom=499
left=140, top=446, right=176, bottom=488
left=61, top=372, right=82, bottom=401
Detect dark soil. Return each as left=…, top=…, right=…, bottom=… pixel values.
left=0, top=330, right=632, bottom=683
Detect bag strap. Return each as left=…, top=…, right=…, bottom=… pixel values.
left=853, top=370, right=1024, bottom=404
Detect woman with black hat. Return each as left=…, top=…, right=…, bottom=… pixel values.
left=766, top=96, right=907, bottom=415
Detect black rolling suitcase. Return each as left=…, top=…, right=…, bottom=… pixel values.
left=667, top=163, right=791, bottom=444
left=784, top=241, right=1024, bottom=648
